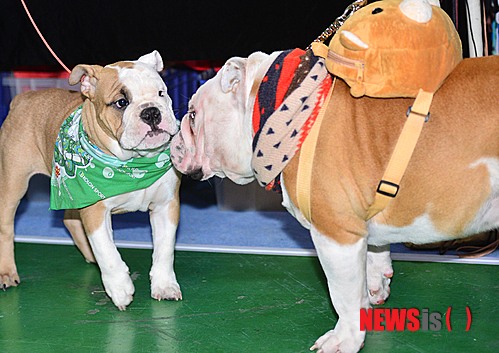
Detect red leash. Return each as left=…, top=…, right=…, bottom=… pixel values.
left=20, top=0, right=71, bottom=73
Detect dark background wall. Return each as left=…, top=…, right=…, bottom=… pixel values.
left=0, top=0, right=475, bottom=72
left=1, top=0, right=359, bottom=71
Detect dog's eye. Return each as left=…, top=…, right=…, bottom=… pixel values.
left=115, top=98, right=129, bottom=109
left=188, top=111, right=196, bottom=130
left=372, top=7, right=383, bottom=14
left=159, top=91, right=165, bottom=97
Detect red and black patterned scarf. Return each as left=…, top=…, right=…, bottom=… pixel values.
left=251, top=49, right=333, bottom=191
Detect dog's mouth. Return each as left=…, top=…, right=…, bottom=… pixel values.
left=123, top=128, right=172, bottom=152
left=142, top=128, right=172, bottom=146
left=146, top=127, right=167, bottom=137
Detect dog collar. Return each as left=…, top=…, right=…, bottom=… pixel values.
left=50, top=105, right=172, bottom=210
left=251, top=49, right=333, bottom=191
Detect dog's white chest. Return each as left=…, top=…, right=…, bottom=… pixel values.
left=104, top=170, right=177, bottom=213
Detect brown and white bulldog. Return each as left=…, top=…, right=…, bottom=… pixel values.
left=170, top=49, right=499, bottom=352
left=0, top=51, right=182, bottom=310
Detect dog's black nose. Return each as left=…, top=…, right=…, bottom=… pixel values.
left=188, top=168, right=203, bottom=181
left=140, top=107, right=161, bottom=127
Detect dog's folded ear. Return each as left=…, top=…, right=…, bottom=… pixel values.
left=220, top=58, right=245, bottom=93
left=137, top=50, right=164, bottom=72
left=69, top=64, right=103, bottom=99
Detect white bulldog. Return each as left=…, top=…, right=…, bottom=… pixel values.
left=170, top=43, right=499, bottom=353
left=0, top=51, right=182, bottom=310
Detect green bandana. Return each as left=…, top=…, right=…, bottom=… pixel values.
left=50, top=105, right=172, bottom=210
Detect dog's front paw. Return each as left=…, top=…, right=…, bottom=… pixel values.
left=310, top=321, right=365, bottom=353
left=0, top=263, right=20, bottom=290
left=150, top=270, right=182, bottom=301
left=151, top=280, right=182, bottom=301
left=101, top=272, right=135, bottom=310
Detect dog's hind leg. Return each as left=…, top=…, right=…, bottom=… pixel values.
left=367, top=244, right=393, bottom=305
left=0, top=197, right=22, bottom=289
left=0, top=158, right=32, bottom=289
left=63, top=209, right=96, bottom=263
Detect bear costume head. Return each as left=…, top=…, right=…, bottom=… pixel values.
left=312, top=0, right=462, bottom=97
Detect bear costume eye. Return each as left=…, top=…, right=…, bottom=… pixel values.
left=372, top=7, right=383, bottom=14
left=159, top=90, right=165, bottom=97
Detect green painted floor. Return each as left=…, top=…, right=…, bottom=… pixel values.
left=1, top=243, right=497, bottom=353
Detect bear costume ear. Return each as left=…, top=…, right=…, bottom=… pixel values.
left=69, top=64, right=103, bottom=99
left=220, top=58, right=245, bottom=93
left=137, top=50, right=164, bottom=72
left=399, top=0, right=434, bottom=24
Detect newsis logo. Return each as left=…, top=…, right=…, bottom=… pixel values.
left=360, top=307, right=472, bottom=332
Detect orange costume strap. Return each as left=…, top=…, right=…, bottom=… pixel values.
left=295, top=88, right=433, bottom=223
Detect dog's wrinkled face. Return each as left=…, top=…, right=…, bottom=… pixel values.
left=69, top=51, right=178, bottom=159
left=171, top=54, right=270, bottom=184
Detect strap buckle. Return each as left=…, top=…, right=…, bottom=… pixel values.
left=377, top=180, right=399, bottom=198
left=406, top=106, right=430, bottom=122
